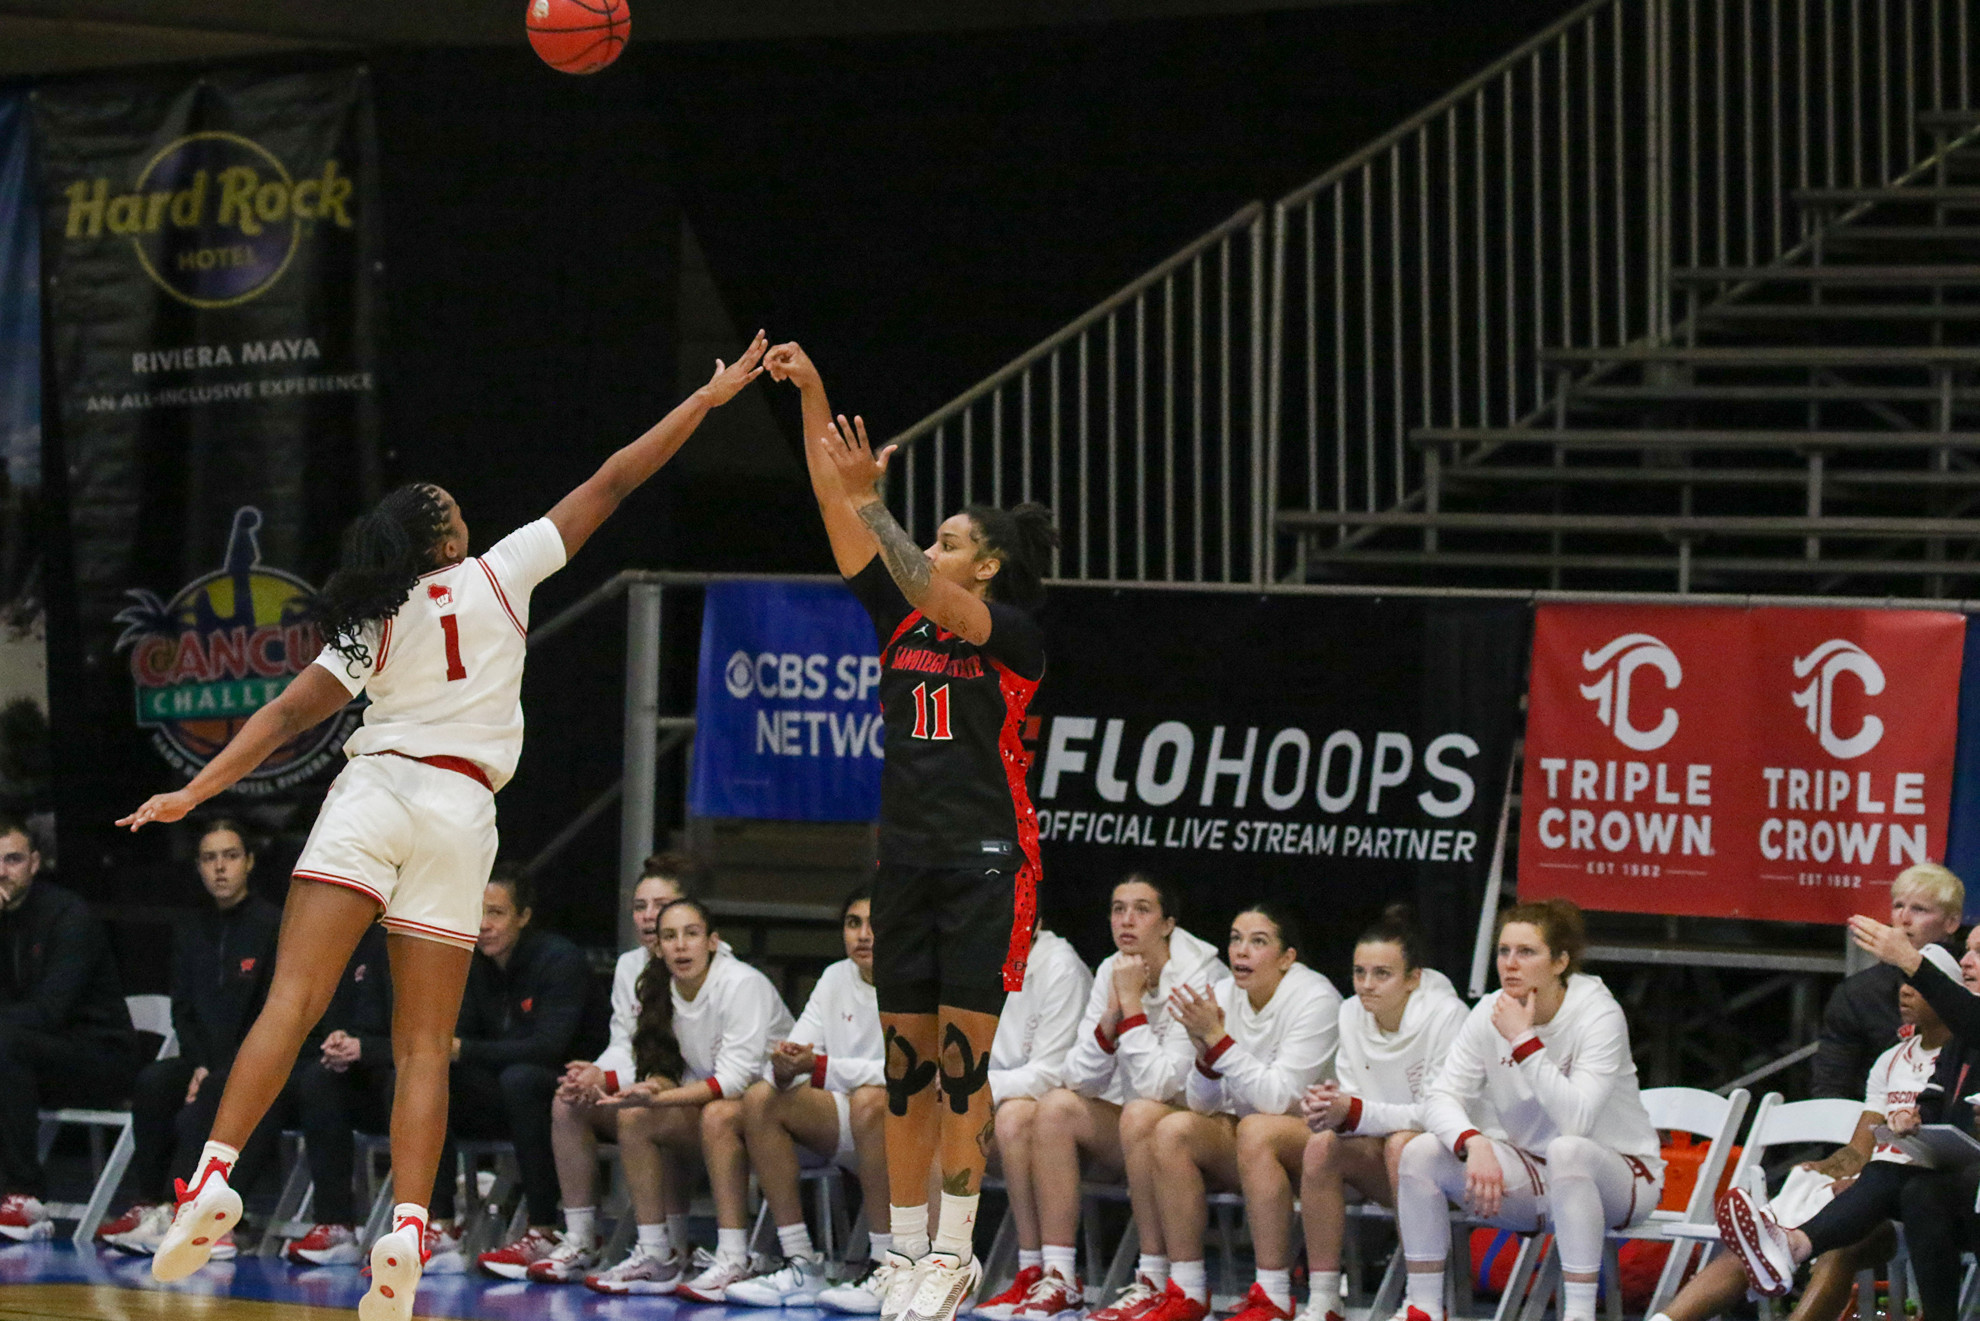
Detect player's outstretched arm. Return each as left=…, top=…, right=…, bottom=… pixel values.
left=116, top=665, right=356, bottom=830
left=815, top=414, right=994, bottom=645
left=545, top=331, right=768, bottom=559
left=764, top=342, right=875, bottom=578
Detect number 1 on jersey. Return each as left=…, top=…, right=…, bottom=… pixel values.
left=910, top=682, right=952, bottom=740
left=439, top=614, right=468, bottom=682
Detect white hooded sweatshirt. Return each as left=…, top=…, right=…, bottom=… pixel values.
left=1333, top=966, right=1470, bottom=1136
left=1185, top=962, right=1342, bottom=1118
left=669, top=948, right=795, bottom=1100
left=1063, top=926, right=1233, bottom=1105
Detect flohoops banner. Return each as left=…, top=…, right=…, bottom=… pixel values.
left=1029, top=589, right=1529, bottom=976
left=1520, top=604, right=1964, bottom=923
left=36, top=66, right=380, bottom=884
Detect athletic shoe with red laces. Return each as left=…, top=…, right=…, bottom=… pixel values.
left=476, top=1227, right=559, bottom=1279
left=1013, top=1266, right=1086, bottom=1321
left=1715, top=1186, right=1795, bottom=1298
left=95, top=1203, right=156, bottom=1242
left=360, top=1215, right=427, bottom=1321
left=1082, top=1274, right=1166, bottom=1321
left=1224, top=1284, right=1294, bottom=1321
left=975, top=1265, right=1045, bottom=1320
left=0, top=1194, right=53, bottom=1243
left=151, top=1157, right=241, bottom=1281
left=1135, top=1281, right=1208, bottom=1321
left=287, top=1224, right=363, bottom=1266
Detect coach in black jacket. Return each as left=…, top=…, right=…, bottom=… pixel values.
left=1814, top=866, right=1964, bottom=1098
left=438, top=866, right=586, bottom=1244
left=0, top=817, right=140, bottom=1236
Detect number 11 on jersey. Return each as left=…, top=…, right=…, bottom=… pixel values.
left=910, top=682, right=952, bottom=740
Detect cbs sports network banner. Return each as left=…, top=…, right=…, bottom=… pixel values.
left=36, top=65, right=379, bottom=882
left=1521, top=605, right=1964, bottom=923
left=1030, top=589, right=1528, bottom=973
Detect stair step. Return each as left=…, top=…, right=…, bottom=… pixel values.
left=1277, top=509, right=1980, bottom=537
left=1695, top=303, right=1980, bottom=320
left=1293, top=545, right=1980, bottom=580
left=1413, top=427, right=1980, bottom=449
left=1544, top=345, right=1980, bottom=365
left=1432, top=464, right=1980, bottom=487
left=1795, top=185, right=1980, bottom=205
left=1671, top=264, right=1980, bottom=284
left=1573, top=383, right=1980, bottom=402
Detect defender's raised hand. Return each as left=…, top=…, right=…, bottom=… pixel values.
left=699, top=331, right=769, bottom=407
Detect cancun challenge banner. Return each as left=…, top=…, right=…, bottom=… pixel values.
left=1520, top=604, right=1964, bottom=923
left=1030, top=589, right=1529, bottom=974
left=689, top=581, right=884, bottom=822
left=36, top=66, right=380, bottom=880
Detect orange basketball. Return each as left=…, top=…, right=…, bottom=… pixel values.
left=526, top=0, right=629, bottom=74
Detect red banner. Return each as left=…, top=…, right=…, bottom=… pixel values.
left=1520, top=604, right=1965, bottom=922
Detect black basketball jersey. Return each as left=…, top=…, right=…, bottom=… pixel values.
left=845, top=559, right=1046, bottom=871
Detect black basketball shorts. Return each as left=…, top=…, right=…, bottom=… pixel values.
left=871, top=863, right=1033, bottom=1017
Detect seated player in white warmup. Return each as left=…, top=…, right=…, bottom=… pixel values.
left=1017, top=876, right=1232, bottom=1321
left=970, top=921, right=1094, bottom=1321
left=1297, top=906, right=1467, bottom=1321
left=506, top=852, right=709, bottom=1283
left=590, top=898, right=793, bottom=1298
left=114, top=332, right=768, bottom=1321
left=727, top=888, right=892, bottom=1309
left=1394, top=899, right=1664, bottom=1321
left=1140, top=903, right=1339, bottom=1321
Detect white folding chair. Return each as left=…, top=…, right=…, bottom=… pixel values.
left=35, top=993, right=176, bottom=1244
left=1619, top=1086, right=1752, bottom=1318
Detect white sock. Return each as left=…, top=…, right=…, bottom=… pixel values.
left=1042, top=1244, right=1078, bottom=1281
left=1257, top=1267, right=1292, bottom=1311
left=778, top=1222, right=816, bottom=1261
left=1171, top=1260, right=1208, bottom=1305
left=667, top=1213, right=691, bottom=1251
left=932, top=1191, right=978, bottom=1260
left=1018, top=1248, right=1043, bottom=1270
left=637, top=1223, right=669, bottom=1254
left=869, top=1231, right=894, bottom=1262
left=392, top=1203, right=428, bottom=1240
left=1561, top=1280, right=1598, bottom=1321
left=891, top=1204, right=930, bottom=1260
left=1307, top=1271, right=1341, bottom=1315
left=564, top=1206, right=597, bottom=1245
left=716, top=1226, right=749, bottom=1263
left=1405, top=1268, right=1445, bottom=1319
left=1139, top=1254, right=1170, bottom=1287
left=197, top=1141, right=239, bottom=1181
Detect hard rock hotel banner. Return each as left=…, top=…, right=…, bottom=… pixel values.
left=1521, top=604, right=1964, bottom=923
left=35, top=65, right=380, bottom=880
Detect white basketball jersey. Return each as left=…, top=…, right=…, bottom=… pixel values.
left=313, top=518, right=567, bottom=790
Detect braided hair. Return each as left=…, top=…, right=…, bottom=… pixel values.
left=963, top=503, right=1059, bottom=610
left=308, top=484, right=453, bottom=671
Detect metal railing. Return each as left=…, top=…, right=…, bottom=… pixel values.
left=883, top=205, right=1270, bottom=585
left=1267, top=0, right=1977, bottom=575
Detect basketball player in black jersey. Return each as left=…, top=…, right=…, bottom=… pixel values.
left=767, top=343, right=1056, bottom=1321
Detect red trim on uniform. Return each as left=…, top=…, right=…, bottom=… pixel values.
left=1510, top=1036, right=1544, bottom=1065
left=380, top=915, right=478, bottom=950
left=1615, top=1154, right=1657, bottom=1229
left=374, top=617, right=394, bottom=674
left=293, top=870, right=386, bottom=909
left=1196, top=1059, right=1222, bottom=1080
left=1454, top=1129, right=1481, bottom=1159
left=1117, top=1012, right=1149, bottom=1035
left=987, top=654, right=1043, bottom=992
left=705, top=1078, right=724, bottom=1099
left=476, top=558, right=527, bottom=638
left=368, top=750, right=494, bottom=792
left=812, top=1054, right=829, bottom=1090
left=880, top=610, right=924, bottom=666
left=1343, top=1097, right=1364, bottom=1133
left=1202, top=1034, right=1236, bottom=1067
left=1096, top=1023, right=1119, bottom=1055
left=604, top=1071, right=621, bottom=1095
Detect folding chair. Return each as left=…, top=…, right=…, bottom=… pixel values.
left=748, top=1165, right=854, bottom=1268
left=1630, top=1086, right=1752, bottom=1319
left=36, top=993, right=176, bottom=1245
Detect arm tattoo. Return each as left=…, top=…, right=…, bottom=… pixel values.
left=858, top=500, right=932, bottom=603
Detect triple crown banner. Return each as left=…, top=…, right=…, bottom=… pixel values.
left=36, top=65, right=379, bottom=883
left=1521, top=604, right=1965, bottom=923
left=689, top=580, right=884, bottom=822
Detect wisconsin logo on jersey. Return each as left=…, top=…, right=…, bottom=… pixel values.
left=428, top=584, right=454, bottom=609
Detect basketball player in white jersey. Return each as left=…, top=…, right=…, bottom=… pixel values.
left=115, top=332, right=768, bottom=1321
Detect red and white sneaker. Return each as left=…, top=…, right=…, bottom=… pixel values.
left=476, top=1227, right=559, bottom=1279
left=975, top=1265, right=1046, bottom=1319
left=676, top=1252, right=756, bottom=1303
left=526, top=1233, right=602, bottom=1283
left=1014, top=1266, right=1086, bottom=1321
left=423, top=1222, right=466, bottom=1276
left=1224, top=1284, right=1294, bottom=1321
left=359, top=1215, right=427, bottom=1321
left=1385, top=1309, right=1442, bottom=1321
left=1135, top=1281, right=1208, bottom=1321
left=1716, top=1186, right=1796, bottom=1298
left=1082, top=1275, right=1166, bottom=1321
left=95, top=1203, right=156, bottom=1243
left=287, top=1224, right=362, bottom=1267
left=150, top=1158, right=242, bottom=1281
left=0, top=1194, right=53, bottom=1243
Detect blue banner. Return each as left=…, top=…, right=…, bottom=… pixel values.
left=0, top=92, right=37, bottom=501
left=688, top=581, right=884, bottom=821
left=1944, top=617, right=1980, bottom=920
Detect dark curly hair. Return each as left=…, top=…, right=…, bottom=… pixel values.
left=309, top=484, right=453, bottom=672
left=630, top=898, right=714, bottom=1082
left=963, top=503, right=1059, bottom=610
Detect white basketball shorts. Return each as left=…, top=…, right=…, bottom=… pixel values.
left=292, top=752, right=498, bottom=950
left=796, top=1088, right=860, bottom=1170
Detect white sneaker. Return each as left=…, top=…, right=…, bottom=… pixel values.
left=819, top=1257, right=897, bottom=1314
left=358, top=1221, right=425, bottom=1321
left=0, top=1194, right=52, bottom=1243
left=423, top=1223, right=466, bottom=1276
left=880, top=1251, right=928, bottom=1321
left=585, top=1244, right=688, bottom=1296
left=726, top=1254, right=829, bottom=1307
left=902, top=1252, right=983, bottom=1321
left=526, top=1234, right=602, bottom=1283
left=286, top=1223, right=362, bottom=1266
left=151, top=1158, right=242, bottom=1282
left=676, top=1252, right=757, bottom=1303
left=106, top=1203, right=175, bottom=1256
